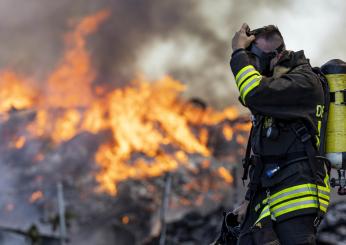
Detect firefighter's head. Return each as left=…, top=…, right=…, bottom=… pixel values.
left=248, top=25, right=286, bottom=75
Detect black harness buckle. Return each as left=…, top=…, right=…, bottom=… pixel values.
left=294, top=126, right=311, bottom=143
left=330, top=89, right=346, bottom=105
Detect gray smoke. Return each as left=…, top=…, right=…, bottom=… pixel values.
left=0, top=0, right=344, bottom=109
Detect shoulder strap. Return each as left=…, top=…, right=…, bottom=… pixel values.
left=291, top=122, right=324, bottom=226
left=312, top=67, right=330, bottom=155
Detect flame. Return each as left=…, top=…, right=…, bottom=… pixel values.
left=236, top=134, right=247, bottom=145
left=0, top=10, right=249, bottom=197
left=122, top=215, right=130, bottom=224
left=45, top=10, right=110, bottom=109
left=0, top=71, right=37, bottom=113
left=29, top=191, right=43, bottom=203
left=12, top=136, right=26, bottom=149
left=235, top=122, right=252, bottom=131
left=94, top=77, right=213, bottom=195
left=26, top=10, right=111, bottom=143
left=217, top=167, right=233, bottom=184
left=222, top=124, right=234, bottom=141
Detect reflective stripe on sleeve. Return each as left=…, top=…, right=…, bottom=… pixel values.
left=236, top=66, right=260, bottom=87
left=235, top=65, right=255, bottom=81
left=234, top=65, right=262, bottom=104
left=240, top=76, right=262, bottom=103
left=237, top=71, right=260, bottom=89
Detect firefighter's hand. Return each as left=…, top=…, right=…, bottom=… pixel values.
left=233, top=200, right=249, bottom=223
left=232, top=23, right=255, bottom=51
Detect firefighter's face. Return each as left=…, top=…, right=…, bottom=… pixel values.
left=253, top=37, right=282, bottom=75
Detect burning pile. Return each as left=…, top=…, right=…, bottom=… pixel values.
left=0, top=10, right=250, bottom=244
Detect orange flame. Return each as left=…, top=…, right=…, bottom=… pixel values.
left=23, top=10, right=111, bottom=143
left=0, top=10, right=248, bottom=196
left=222, top=124, right=234, bottom=141
left=122, top=215, right=130, bottom=224
left=13, top=136, right=26, bottom=149
left=29, top=191, right=43, bottom=203
left=217, top=167, right=233, bottom=184
left=45, top=10, right=110, bottom=109
left=0, top=71, right=37, bottom=113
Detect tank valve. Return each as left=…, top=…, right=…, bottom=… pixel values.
left=330, top=169, right=346, bottom=195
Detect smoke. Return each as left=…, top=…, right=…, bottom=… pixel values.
left=0, top=0, right=345, bottom=109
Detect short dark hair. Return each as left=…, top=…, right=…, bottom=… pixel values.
left=250, top=25, right=285, bottom=49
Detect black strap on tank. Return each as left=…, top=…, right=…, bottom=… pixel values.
left=312, top=67, right=330, bottom=156
left=292, top=123, right=324, bottom=227
left=330, top=89, right=346, bottom=105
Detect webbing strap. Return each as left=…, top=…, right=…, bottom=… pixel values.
left=330, top=90, right=346, bottom=105
left=242, top=125, right=253, bottom=183
left=292, top=123, right=324, bottom=226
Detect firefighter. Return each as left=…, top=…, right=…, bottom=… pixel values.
left=230, top=24, right=331, bottom=245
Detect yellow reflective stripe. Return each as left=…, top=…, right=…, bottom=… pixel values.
left=324, top=174, right=330, bottom=190
left=236, top=68, right=257, bottom=85
left=260, top=183, right=330, bottom=211
left=239, top=72, right=261, bottom=92
left=270, top=183, right=330, bottom=200
left=235, top=65, right=255, bottom=81
left=272, top=199, right=328, bottom=218
left=317, top=192, right=330, bottom=202
left=274, top=203, right=319, bottom=218
left=318, top=198, right=329, bottom=207
left=318, top=182, right=330, bottom=192
left=253, top=182, right=331, bottom=222
left=269, top=187, right=330, bottom=206
left=237, top=70, right=260, bottom=88
left=271, top=196, right=328, bottom=217
left=241, top=78, right=261, bottom=103
left=255, top=205, right=270, bottom=224
left=271, top=191, right=328, bottom=207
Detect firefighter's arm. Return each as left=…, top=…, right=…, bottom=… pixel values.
left=230, top=52, right=316, bottom=112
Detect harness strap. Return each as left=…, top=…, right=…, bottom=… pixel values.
left=330, top=89, right=346, bottom=105
left=242, top=125, right=253, bottom=183
left=292, top=123, right=324, bottom=227
left=261, top=152, right=307, bottom=164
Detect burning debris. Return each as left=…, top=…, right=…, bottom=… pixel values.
left=0, top=10, right=251, bottom=245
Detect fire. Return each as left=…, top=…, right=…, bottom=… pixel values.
left=45, top=10, right=110, bottom=109
left=29, top=191, right=44, bottom=203
left=27, top=10, right=111, bottom=143
left=236, top=134, right=247, bottom=145
left=94, top=76, right=242, bottom=195
left=0, top=10, right=249, bottom=197
left=12, top=136, right=26, bottom=149
left=217, top=167, right=233, bottom=184
left=122, top=215, right=130, bottom=224
left=0, top=71, right=37, bottom=113
left=222, top=124, right=234, bottom=141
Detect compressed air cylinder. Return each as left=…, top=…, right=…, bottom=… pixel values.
left=321, top=59, right=346, bottom=170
